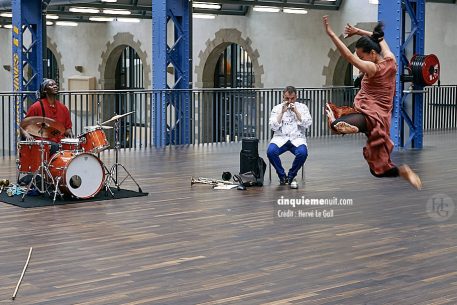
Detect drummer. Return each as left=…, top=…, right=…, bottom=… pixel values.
left=20, top=78, right=73, bottom=154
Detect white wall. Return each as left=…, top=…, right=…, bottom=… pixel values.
left=46, top=20, right=152, bottom=90
left=425, top=3, right=457, bottom=85
left=192, top=0, right=378, bottom=88
left=0, top=29, right=11, bottom=91
left=248, top=3, right=378, bottom=87
left=0, top=0, right=456, bottom=91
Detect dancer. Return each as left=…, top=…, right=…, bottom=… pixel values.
left=322, top=16, right=422, bottom=190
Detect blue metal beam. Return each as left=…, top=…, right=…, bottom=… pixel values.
left=152, top=0, right=191, bottom=147
left=379, top=0, right=425, bottom=149
left=412, top=0, right=425, bottom=148
left=12, top=0, right=44, bottom=146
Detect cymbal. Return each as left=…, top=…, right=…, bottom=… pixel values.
left=20, top=116, right=65, bottom=139
left=84, top=125, right=113, bottom=131
left=101, top=111, right=135, bottom=125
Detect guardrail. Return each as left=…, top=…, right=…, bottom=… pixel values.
left=0, top=85, right=455, bottom=156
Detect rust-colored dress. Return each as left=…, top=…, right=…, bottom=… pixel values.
left=354, top=57, right=397, bottom=175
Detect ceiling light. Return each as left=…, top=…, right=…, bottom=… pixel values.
left=283, top=8, right=308, bottom=14
left=0, top=12, right=12, bottom=18
left=101, top=0, right=117, bottom=2
left=192, top=13, right=216, bottom=19
left=56, top=21, right=78, bottom=26
left=117, top=18, right=141, bottom=23
left=103, top=9, right=131, bottom=15
left=253, top=6, right=281, bottom=13
left=89, top=16, right=115, bottom=22
left=46, top=14, right=59, bottom=20
left=368, top=0, right=379, bottom=4
left=46, top=21, right=54, bottom=26
left=192, top=2, right=221, bottom=9
left=69, top=7, right=100, bottom=13
left=3, top=24, right=12, bottom=29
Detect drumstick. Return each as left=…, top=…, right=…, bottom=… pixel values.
left=12, top=247, right=33, bottom=300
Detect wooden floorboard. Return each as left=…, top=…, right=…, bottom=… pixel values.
left=0, top=131, right=456, bottom=304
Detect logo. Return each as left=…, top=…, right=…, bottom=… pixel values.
left=426, top=194, right=455, bottom=222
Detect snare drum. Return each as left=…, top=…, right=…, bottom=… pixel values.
left=60, top=138, right=82, bottom=152
left=78, top=126, right=109, bottom=153
left=17, top=140, right=51, bottom=173
left=49, top=151, right=105, bottom=198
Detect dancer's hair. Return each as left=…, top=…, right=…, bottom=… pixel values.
left=355, top=22, right=384, bottom=54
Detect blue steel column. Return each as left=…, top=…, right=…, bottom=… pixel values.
left=12, top=0, right=44, bottom=144
left=378, top=0, right=404, bottom=149
left=412, top=0, right=425, bottom=148
left=152, top=0, right=191, bottom=147
left=152, top=0, right=167, bottom=147
left=379, top=0, right=426, bottom=149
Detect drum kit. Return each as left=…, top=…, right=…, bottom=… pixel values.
left=17, top=111, right=142, bottom=203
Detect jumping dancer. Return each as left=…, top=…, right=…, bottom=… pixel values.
left=322, top=16, right=422, bottom=190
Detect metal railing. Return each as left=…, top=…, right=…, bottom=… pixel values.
left=191, top=87, right=357, bottom=144
left=424, top=85, right=457, bottom=130
left=0, top=85, right=456, bottom=156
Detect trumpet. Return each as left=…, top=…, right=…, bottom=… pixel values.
left=191, top=176, right=237, bottom=186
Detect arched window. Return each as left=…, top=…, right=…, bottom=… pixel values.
left=214, top=43, right=254, bottom=88
left=213, top=44, right=256, bottom=142
left=115, top=46, right=144, bottom=89
left=114, top=46, right=144, bottom=147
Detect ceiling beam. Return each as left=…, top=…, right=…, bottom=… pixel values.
left=195, top=0, right=341, bottom=10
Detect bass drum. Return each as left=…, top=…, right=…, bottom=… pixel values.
left=49, top=151, right=105, bottom=198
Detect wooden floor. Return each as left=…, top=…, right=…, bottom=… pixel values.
left=0, top=131, right=457, bottom=305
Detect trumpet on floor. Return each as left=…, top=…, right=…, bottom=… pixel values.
left=191, top=176, right=237, bottom=186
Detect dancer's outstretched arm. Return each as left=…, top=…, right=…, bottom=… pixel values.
left=322, top=16, right=377, bottom=77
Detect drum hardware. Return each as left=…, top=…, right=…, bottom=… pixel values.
left=17, top=140, right=55, bottom=202
left=84, top=125, right=113, bottom=131
left=60, top=138, right=82, bottom=153
left=18, top=116, right=65, bottom=202
left=51, top=176, right=64, bottom=203
left=78, top=126, right=110, bottom=153
left=102, top=112, right=142, bottom=194
left=101, top=111, right=135, bottom=125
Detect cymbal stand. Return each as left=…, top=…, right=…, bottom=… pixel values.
left=105, top=118, right=142, bottom=193
left=103, top=163, right=115, bottom=197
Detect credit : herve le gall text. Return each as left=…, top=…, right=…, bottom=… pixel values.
left=277, top=209, right=335, bottom=218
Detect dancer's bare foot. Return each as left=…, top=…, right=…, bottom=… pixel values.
left=334, top=121, right=359, bottom=134
left=399, top=165, right=422, bottom=190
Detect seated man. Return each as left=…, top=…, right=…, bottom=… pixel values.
left=267, top=86, right=312, bottom=188
left=20, top=78, right=73, bottom=155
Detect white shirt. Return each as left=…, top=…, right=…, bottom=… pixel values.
left=269, top=102, right=313, bottom=147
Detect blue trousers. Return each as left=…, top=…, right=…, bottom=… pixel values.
left=267, top=141, right=308, bottom=180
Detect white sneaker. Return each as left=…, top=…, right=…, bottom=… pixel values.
left=289, top=180, right=298, bottom=189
